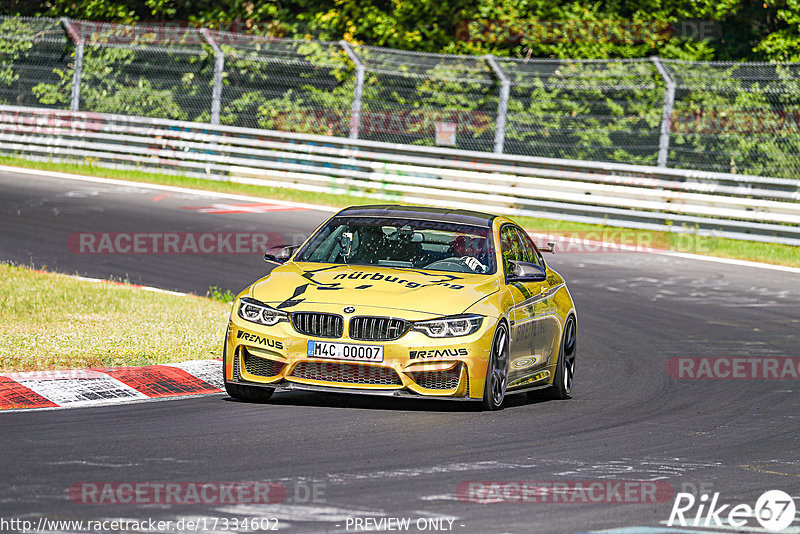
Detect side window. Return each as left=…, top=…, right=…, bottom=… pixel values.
left=499, top=225, right=525, bottom=275
left=514, top=227, right=545, bottom=269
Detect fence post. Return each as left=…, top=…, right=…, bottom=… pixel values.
left=200, top=29, right=224, bottom=125
left=60, top=17, right=84, bottom=112
left=340, top=41, right=365, bottom=140
left=485, top=55, right=510, bottom=154
left=651, top=57, right=676, bottom=168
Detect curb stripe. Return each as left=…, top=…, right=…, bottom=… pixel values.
left=12, top=374, right=148, bottom=408
left=0, top=359, right=224, bottom=412
left=102, top=365, right=221, bottom=397
left=164, top=360, right=224, bottom=390
left=0, top=376, right=58, bottom=410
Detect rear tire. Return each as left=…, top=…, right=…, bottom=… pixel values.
left=545, top=315, right=576, bottom=400
left=481, top=322, right=509, bottom=411
left=223, top=331, right=275, bottom=402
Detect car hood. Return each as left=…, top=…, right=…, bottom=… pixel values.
left=250, top=262, right=500, bottom=316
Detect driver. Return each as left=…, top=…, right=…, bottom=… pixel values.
left=353, top=225, right=391, bottom=264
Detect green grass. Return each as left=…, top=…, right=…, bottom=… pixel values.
left=0, top=263, right=229, bottom=372
left=2, top=155, right=798, bottom=267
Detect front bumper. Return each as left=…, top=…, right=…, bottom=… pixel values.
left=224, top=308, right=496, bottom=400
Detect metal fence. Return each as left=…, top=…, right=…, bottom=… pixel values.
left=1, top=16, right=800, bottom=178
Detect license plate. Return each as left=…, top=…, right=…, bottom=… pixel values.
left=306, top=340, right=384, bottom=362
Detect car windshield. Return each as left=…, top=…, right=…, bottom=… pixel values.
left=294, top=216, right=497, bottom=274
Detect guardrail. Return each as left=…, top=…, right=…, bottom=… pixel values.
left=1, top=104, right=799, bottom=246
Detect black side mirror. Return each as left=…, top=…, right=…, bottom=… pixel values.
left=539, top=242, right=556, bottom=254
left=507, top=260, right=547, bottom=282
left=264, top=245, right=298, bottom=264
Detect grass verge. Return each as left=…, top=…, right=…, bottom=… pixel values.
left=1, top=155, right=798, bottom=267
left=0, top=263, right=229, bottom=372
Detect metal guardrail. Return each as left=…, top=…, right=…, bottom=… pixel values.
left=1, top=104, right=799, bottom=246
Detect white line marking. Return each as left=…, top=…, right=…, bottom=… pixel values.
left=3, top=164, right=796, bottom=274
left=56, top=273, right=189, bottom=296
left=528, top=231, right=800, bottom=274
left=0, top=164, right=337, bottom=213
left=325, top=460, right=537, bottom=483
left=654, top=250, right=800, bottom=274
left=420, top=494, right=460, bottom=501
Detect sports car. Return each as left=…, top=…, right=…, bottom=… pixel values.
left=223, top=205, right=577, bottom=410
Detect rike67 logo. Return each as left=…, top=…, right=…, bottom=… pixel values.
left=668, top=490, right=796, bottom=531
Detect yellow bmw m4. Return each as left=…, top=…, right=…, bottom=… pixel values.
left=223, top=205, right=577, bottom=410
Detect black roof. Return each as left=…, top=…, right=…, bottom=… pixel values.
left=336, top=205, right=496, bottom=227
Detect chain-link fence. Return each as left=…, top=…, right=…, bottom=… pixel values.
left=1, top=16, right=799, bottom=178
left=663, top=60, right=800, bottom=177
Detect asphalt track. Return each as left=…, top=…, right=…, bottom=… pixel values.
left=1, top=168, right=799, bottom=534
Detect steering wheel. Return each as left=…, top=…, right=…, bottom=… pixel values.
left=425, top=256, right=487, bottom=273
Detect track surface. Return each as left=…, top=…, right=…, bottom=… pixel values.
left=1, top=169, right=799, bottom=534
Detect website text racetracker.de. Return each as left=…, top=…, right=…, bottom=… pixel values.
left=0, top=517, right=279, bottom=533
left=67, top=232, right=283, bottom=255
left=69, top=481, right=295, bottom=505
left=458, top=481, right=675, bottom=504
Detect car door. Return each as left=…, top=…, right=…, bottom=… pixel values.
left=501, top=225, right=560, bottom=389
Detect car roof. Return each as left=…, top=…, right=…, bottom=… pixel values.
left=335, top=205, right=496, bottom=227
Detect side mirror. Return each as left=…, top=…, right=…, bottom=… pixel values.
left=508, top=260, right=547, bottom=282
left=264, top=245, right=298, bottom=264
left=539, top=242, right=556, bottom=254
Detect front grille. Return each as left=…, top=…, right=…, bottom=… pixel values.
left=349, top=316, right=409, bottom=341
left=243, top=349, right=285, bottom=378
left=291, top=312, right=343, bottom=338
left=410, top=363, right=462, bottom=390
left=290, top=362, right=402, bottom=386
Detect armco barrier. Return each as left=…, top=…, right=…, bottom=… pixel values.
left=1, top=104, right=799, bottom=246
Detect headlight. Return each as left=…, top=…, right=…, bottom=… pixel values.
left=237, top=297, right=288, bottom=326
left=412, top=314, right=483, bottom=338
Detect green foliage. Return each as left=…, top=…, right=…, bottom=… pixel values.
left=206, top=285, right=236, bottom=303
left=3, top=0, right=800, bottom=61
left=1, top=0, right=799, bottom=176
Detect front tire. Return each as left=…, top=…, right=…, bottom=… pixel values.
left=223, top=331, right=275, bottom=402
left=481, top=322, right=509, bottom=411
left=545, top=315, right=576, bottom=400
